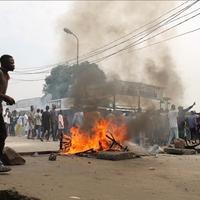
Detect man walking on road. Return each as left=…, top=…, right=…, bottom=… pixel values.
left=41, top=105, right=51, bottom=141
left=0, top=55, right=15, bottom=172
left=50, top=104, right=58, bottom=141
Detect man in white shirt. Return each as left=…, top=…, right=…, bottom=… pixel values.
left=34, top=109, right=42, bottom=139
left=27, top=105, right=35, bottom=139
left=167, top=104, right=179, bottom=145
left=58, top=110, right=64, bottom=150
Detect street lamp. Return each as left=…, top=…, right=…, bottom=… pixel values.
left=63, top=28, right=79, bottom=66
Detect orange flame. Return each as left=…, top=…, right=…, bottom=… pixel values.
left=62, top=118, right=128, bottom=154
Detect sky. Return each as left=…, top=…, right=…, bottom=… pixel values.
left=1, top=1, right=200, bottom=109
left=0, top=1, right=72, bottom=100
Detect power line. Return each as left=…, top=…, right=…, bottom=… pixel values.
left=91, top=10, right=200, bottom=63
left=14, top=61, right=68, bottom=73
left=13, top=0, right=200, bottom=75
left=129, top=26, right=200, bottom=53
left=11, top=77, right=45, bottom=82
left=11, top=25, right=200, bottom=81
left=78, top=0, right=199, bottom=63
left=53, top=0, right=200, bottom=66
left=14, top=68, right=51, bottom=75
left=124, top=9, right=200, bottom=50
left=13, top=1, right=193, bottom=74
left=78, top=0, right=191, bottom=58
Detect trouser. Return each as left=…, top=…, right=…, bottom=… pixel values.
left=59, top=130, right=64, bottom=150
left=178, top=122, right=185, bottom=139
left=41, top=126, right=50, bottom=140
left=35, top=125, right=41, bottom=139
left=27, top=124, right=35, bottom=139
left=190, top=128, right=196, bottom=140
left=0, top=114, right=7, bottom=160
left=5, top=123, right=10, bottom=136
left=10, top=123, right=16, bottom=136
left=168, top=127, right=179, bottom=145
left=51, top=124, right=58, bottom=141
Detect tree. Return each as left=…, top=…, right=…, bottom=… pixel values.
left=43, top=62, right=107, bottom=104
left=43, top=64, right=72, bottom=99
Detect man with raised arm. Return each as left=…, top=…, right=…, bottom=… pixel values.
left=0, top=55, right=15, bottom=172
left=177, top=102, right=196, bottom=139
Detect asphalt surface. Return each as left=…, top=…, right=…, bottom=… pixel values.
left=5, top=136, right=59, bottom=154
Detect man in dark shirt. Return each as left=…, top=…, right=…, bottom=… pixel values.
left=177, top=102, right=195, bottom=139
left=187, top=111, right=197, bottom=140
left=50, top=104, right=58, bottom=141
left=41, top=105, right=51, bottom=141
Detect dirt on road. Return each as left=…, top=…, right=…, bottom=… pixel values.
left=0, top=153, right=200, bottom=200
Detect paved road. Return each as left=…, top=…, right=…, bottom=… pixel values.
left=5, top=136, right=59, bottom=153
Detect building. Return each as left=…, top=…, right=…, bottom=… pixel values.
left=3, top=94, right=52, bottom=112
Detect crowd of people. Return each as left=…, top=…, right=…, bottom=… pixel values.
left=3, top=104, right=67, bottom=142
left=167, top=102, right=200, bottom=145
left=3, top=102, right=199, bottom=147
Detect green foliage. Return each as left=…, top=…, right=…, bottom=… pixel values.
left=43, top=62, right=106, bottom=101
left=43, top=64, right=71, bottom=99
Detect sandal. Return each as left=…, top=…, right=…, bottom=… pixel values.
left=0, top=165, right=11, bottom=172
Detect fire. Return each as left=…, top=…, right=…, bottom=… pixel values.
left=62, top=118, right=128, bottom=154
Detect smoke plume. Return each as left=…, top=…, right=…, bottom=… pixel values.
left=144, top=49, right=183, bottom=101
left=57, top=1, right=183, bottom=104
